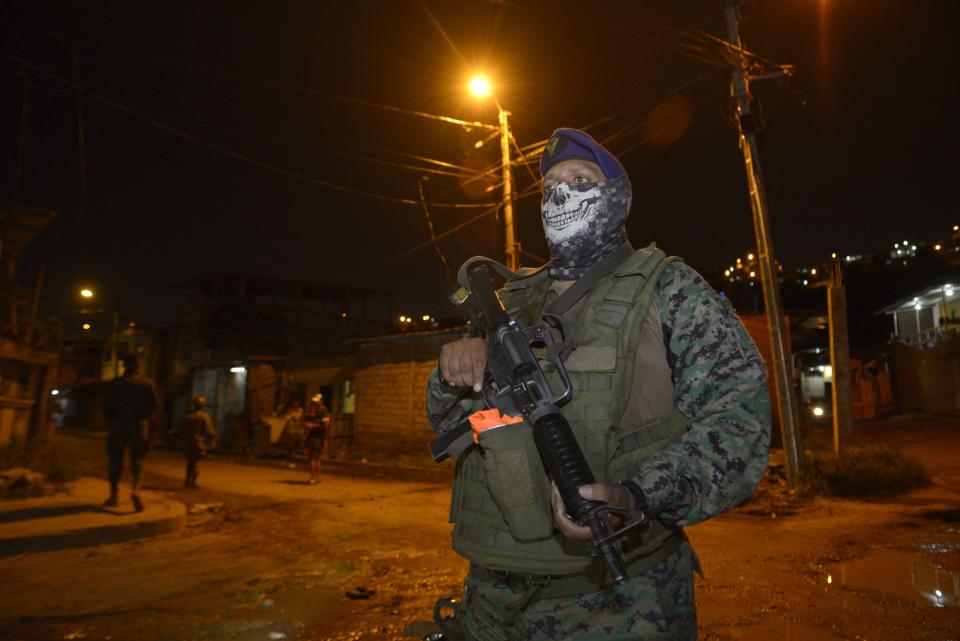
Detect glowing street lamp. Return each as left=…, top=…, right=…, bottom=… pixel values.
left=468, top=73, right=518, bottom=270
left=82, top=323, right=91, bottom=331
left=80, top=288, right=94, bottom=299
left=467, top=75, right=492, bottom=98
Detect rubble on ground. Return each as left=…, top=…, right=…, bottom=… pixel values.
left=0, top=466, right=55, bottom=498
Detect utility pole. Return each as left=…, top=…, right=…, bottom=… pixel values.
left=112, top=310, right=120, bottom=379
left=724, top=0, right=803, bottom=482
left=498, top=105, right=519, bottom=271
left=12, top=63, right=30, bottom=206
left=73, top=55, right=88, bottom=218
left=828, top=258, right=852, bottom=455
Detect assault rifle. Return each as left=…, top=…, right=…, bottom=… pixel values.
left=447, top=260, right=647, bottom=585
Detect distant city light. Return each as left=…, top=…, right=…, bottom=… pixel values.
left=749, top=271, right=756, bottom=278
left=736, top=257, right=742, bottom=264
left=80, top=288, right=94, bottom=299
left=51, top=389, right=60, bottom=396
left=399, top=315, right=407, bottom=322
left=82, top=323, right=91, bottom=330
left=812, top=406, right=825, bottom=417
left=803, top=280, right=808, bottom=285
left=810, top=268, right=817, bottom=276
left=230, top=366, right=246, bottom=374
left=747, top=253, right=754, bottom=261
left=946, top=287, right=954, bottom=297
left=341, top=312, right=347, bottom=318
left=915, top=303, right=923, bottom=311
left=954, top=225, right=959, bottom=232
left=935, top=244, right=942, bottom=251
left=831, top=252, right=837, bottom=259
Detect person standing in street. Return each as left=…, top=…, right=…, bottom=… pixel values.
left=426, top=129, right=771, bottom=640
left=303, top=394, right=330, bottom=484
left=100, top=354, right=158, bottom=512
left=178, top=395, right=216, bottom=489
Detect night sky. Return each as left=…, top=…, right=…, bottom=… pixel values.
left=2, top=0, right=958, bottom=327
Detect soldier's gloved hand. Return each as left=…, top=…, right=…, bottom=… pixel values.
left=438, top=337, right=488, bottom=392
left=550, top=482, right=636, bottom=541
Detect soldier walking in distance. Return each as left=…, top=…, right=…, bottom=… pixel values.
left=179, top=396, right=216, bottom=489
left=100, top=354, right=158, bottom=512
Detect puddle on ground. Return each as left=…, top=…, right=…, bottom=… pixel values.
left=728, top=622, right=844, bottom=641
left=217, top=583, right=343, bottom=640
left=826, top=549, right=959, bottom=608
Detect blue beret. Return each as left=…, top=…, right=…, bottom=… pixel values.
left=539, top=128, right=625, bottom=180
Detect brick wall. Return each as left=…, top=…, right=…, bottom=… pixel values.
left=739, top=312, right=791, bottom=434
left=353, top=330, right=462, bottom=459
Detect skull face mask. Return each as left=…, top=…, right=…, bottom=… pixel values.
left=541, top=175, right=632, bottom=280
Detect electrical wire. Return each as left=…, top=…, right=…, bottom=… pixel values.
left=369, top=205, right=499, bottom=273
left=330, top=94, right=497, bottom=132
left=13, top=57, right=495, bottom=210
left=418, top=177, right=455, bottom=287
left=25, top=61, right=488, bottom=178
left=33, top=81, right=480, bottom=179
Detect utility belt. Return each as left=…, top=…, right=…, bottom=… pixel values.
left=469, top=532, right=685, bottom=612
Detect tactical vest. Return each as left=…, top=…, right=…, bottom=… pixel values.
left=449, top=245, right=691, bottom=578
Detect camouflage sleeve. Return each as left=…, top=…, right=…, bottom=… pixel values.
left=629, top=261, right=771, bottom=527
left=425, top=367, right=477, bottom=437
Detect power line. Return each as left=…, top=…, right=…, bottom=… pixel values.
left=370, top=205, right=499, bottom=273
left=13, top=57, right=495, bottom=210
left=3, top=20, right=499, bottom=133
left=417, top=177, right=455, bottom=287
left=331, top=94, right=497, bottom=132
left=29, top=80, right=485, bottom=180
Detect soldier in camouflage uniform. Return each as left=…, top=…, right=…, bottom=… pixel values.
left=178, top=395, right=216, bottom=489
left=425, top=129, right=770, bottom=640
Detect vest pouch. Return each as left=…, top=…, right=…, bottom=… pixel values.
left=477, top=421, right=554, bottom=542
left=605, top=409, right=690, bottom=481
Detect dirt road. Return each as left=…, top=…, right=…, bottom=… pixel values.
left=1, top=417, right=958, bottom=641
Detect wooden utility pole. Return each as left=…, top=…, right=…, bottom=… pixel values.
left=828, top=258, right=852, bottom=455
left=73, top=55, right=88, bottom=218
left=498, top=105, right=519, bottom=270
left=724, top=1, right=803, bottom=482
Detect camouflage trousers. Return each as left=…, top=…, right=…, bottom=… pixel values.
left=457, top=543, right=698, bottom=641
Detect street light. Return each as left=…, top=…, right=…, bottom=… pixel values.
left=467, top=75, right=492, bottom=98
left=468, top=74, right=518, bottom=270
left=74, top=285, right=121, bottom=378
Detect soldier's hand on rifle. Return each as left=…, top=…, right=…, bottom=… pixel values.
left=550, top=482, right=636, bottom=541
left=439, top=337, right=487, bottom=392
